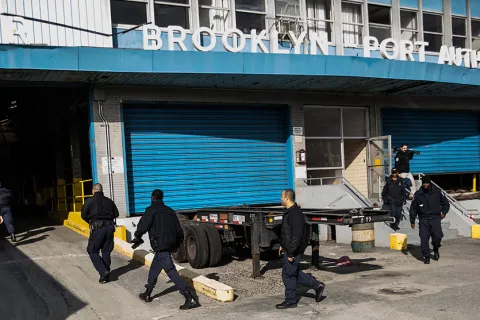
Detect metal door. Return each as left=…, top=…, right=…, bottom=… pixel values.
left=366, top=136, right=392, bottom=203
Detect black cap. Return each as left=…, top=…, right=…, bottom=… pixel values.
left=391, top=168, right=398, bottom=174
left=422, top=176, right=431, bottom=184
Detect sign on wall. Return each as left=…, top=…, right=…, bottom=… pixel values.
left=102, top=157, right=124, bottom=174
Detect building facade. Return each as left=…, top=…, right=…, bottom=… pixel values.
left=0, top=0, right=479, bottom=217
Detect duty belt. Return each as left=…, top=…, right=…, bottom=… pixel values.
left=90, top=220, right=115, bottom=230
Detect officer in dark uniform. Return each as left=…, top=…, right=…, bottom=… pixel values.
left=81, top=183, right=119, bottom=283
left=382, top=168, right=408, bottom=231
left=131, top=189, right=199, bottom=310
left=0, top=182, right=16, bottom=242
left=276, top=189, right=325, bottom=309
left=410, top=176, right=450, bottom=264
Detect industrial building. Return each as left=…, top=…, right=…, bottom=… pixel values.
left=0, top=0, right=478, bottom=244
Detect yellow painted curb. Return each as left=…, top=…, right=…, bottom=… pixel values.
left=50, top=211, right=235, bottom=302
left=472, top=225, right=480, bottom=239
left=390, top=233, right=407, bottom=250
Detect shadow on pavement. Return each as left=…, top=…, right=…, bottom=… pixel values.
left=402, top=244, right=425, bottom=262
left=110, top=259, right=144, bottom=281
left=0, top=213, right=88, bottom=319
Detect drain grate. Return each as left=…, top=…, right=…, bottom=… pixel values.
left=378, top=287, right=422, bottom=295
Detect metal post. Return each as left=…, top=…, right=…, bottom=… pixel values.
left=73, top=182, right=76, bottom=212
left=250, top=213, right=262, bottom=279
left=473, top=174, right=477, bottom=192
left=311, top=224, right=320, bottom=269
left=81, top=181, right=85, bottom=205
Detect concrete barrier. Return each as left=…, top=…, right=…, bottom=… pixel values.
left=49, top=211, right=235, bottom=302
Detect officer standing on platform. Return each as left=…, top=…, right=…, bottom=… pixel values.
left=382, top=168, right=408, bottom=231
left=0, top=182, right=16, bottom=242
left=81, top=183, right=119, bottom=283
left=276, top=189, right=326, bottom=309
left=410, top=176, right=450, bottom=264
left=131, top=189, right=199, bottom=310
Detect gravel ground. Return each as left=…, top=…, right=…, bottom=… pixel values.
left=180, top=240, right=430, bottom=298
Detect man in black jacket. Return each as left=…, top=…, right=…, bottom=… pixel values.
left=81, top=183, right=119, bottom=283
left=0, top=183, right=15, bottom=242
left=276, top=189, right=325, bottom=310
left=395, top=144, right=418, bottom=198
left=382, top=168, right=408, bottom=231
left=410, top=176, right=450, bottom=264
left=131, top=189, right=199, bottom=310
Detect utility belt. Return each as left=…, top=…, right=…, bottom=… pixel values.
left=90, top=220, right=115, bottom=231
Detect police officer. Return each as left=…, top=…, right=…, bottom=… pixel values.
left=81, top=183, right=119, bottom=283
left=394, top=144, right=420, bottom=198
left=131, top=189, right=199, bottom=310
left=276, top=189, right=325, bottom=309
left=382, top=168, right=408, bottom=231
left=410, top=176, right=450, bottom=264
left=0, top=182, right=16, bottom=242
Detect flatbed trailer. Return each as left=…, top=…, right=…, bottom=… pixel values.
left=174, top=204, right=394, bottom=278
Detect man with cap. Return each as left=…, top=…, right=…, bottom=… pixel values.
left=394, top=144, right=419, bottom=199
left=409, top=176, right=450, bottom=264
left=382, top=168, right=408, bottom=231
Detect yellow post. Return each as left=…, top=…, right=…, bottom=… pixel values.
left=81, top=181, right=85, bottom=205
left=473, top=174, right=477, bottom=192
left=73, top=182, right=76, bottom=212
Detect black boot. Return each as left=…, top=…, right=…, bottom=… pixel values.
left=433, top=249, right=440, bottom=261
left=99, top=271, right=110, bottom=284
left=139, top=288, right=153, bottom=302
left=180, top=289, right=199, bottom=310
left=10, top=233, right=16, bottom=242
left=423, top=257, right=430, bottom=264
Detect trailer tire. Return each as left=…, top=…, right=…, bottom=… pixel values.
left=172, top=225, right=188, bottom=263
left=201, top=224, right=223, bottom=267
left=185, top=225, right=210, bottom=269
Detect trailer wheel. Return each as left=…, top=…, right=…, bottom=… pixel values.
left=185, top=225, right=210, bottom=269
left=201, top=224, right=223, bottom=267
left=172, top=225, right=187, bottom=263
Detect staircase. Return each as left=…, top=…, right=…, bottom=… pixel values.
left=395, top=201, right=460, bottom=245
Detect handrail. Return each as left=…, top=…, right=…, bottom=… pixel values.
left=45, top=179, right=93, bottom=212
left=302, top=177, right=343, bottom=186
left=417, top=173, right=470, bottom=218
left=341, top=177, right=373, bottom=207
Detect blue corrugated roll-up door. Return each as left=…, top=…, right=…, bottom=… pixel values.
left=382, top=108, right=480, bottom=175
left=123, top=104, right=291, bottom=214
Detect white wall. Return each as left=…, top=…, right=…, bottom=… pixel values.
left=0, top=0, right=112, bottom=47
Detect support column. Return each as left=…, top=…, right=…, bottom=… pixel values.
left=69, top=102, right=84, bottom=211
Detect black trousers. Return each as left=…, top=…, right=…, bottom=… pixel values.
left=0, top=207, right=14, bottom=234
left=282, top=254, right=320, bottom=305
left=146, top=251, right=187, bottom=295
left=419, top=217, right=443, bottom=258
left=87, top=225, right=115, bottom=275
left=383, top=203, right=403, bottom=229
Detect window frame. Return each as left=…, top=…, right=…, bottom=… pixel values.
left=472, top=18, right=480, bottom=51
left=422, top=11, right=444, bottom=53
left=154, top=0, right=192, bottom=30
left=367, top=3, right=392, bottom=43
left=341, top=0, right=364, bottom=47
left=452, top=15, right=467, bottom=48
left=400, top=8, right=419, bottom=44
left=198, top=0, right=232, bottom=31
left=305, top=0, right=335, bottom=44
left=235, top=0, right=268, bottom=35
left=110, top=0, right=150, bottom=28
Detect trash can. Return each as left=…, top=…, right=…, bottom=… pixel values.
left=351, top=223, right=375, bottom=252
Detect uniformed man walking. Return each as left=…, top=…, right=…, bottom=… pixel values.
left=410, top=176, right=450, bottom=264
left=394, top=144, right=420, bottom=198
left=382, top=168, right=408, bottom=231
left=81, top=183, right=119, bottom=283
left=0, top=182, right=16, bottom=242
left=276, top=189, right=326, bottom=309
left=131, top=189, right=199, bottom=310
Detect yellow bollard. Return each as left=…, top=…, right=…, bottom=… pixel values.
left=390, top=233, right=407, bottom=250
left=473, top=174, right=477, bottom=192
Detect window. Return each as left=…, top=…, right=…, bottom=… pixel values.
left=275, top=0, right=302, bottom=34
left=306, top=0, right=334, bottom=43
left=473, top=20, right=480, bottom=51
left=235, top=0, right=266, bottom=34
left=154, top=0, right=190, bottom=29
left=199, top=0, right=230, bottom=32
left=342, top=1, right=363, bottom=46
left=423, top=13, right=443, bottom=52
left=111, top=0, right=148, bottom=26
left=368, top=4, right=391, bottom=43
left=452, top=17, right=466, bottom=48
left=400, top=10, right=418, bottom=42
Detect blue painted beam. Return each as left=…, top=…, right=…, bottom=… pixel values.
left=0, top=45, right=479, bottom=86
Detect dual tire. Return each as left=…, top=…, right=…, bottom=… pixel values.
left=184, top=224, right=223, bottom=269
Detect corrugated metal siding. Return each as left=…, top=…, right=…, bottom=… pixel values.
left=0, top=0, right=112, bottom=47
left=382, top=109, right=480, bottom=174
left=124, top=105, right=290, bottom=213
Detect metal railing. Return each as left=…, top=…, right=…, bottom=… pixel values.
left=45, top=179, right=93, bottom=212
left=302, top=176, right=343, bottom=186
